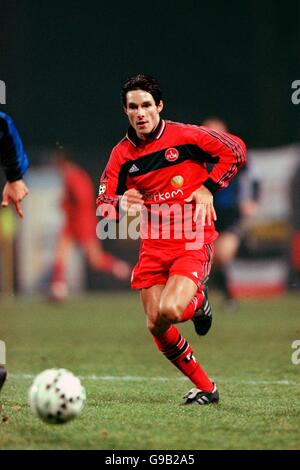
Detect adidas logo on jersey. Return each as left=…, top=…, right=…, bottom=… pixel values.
left=129, top=164, right=139, bottom=173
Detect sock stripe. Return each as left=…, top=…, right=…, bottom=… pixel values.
left=164, top=337, right=185, bottom=358
left=160, top=333, right=181, bottom=354
left=165, top=340, right=189, bottom=361
left=153, top=326, right=214, bottom=391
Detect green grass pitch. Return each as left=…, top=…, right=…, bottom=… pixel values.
left=0, top=292, right=300, bottom=449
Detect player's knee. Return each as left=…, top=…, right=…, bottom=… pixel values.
left=158, top=300, right=182, bottom=323
left=147, top=322, right=161, bottom=336
left=147, top=318, right=167, bottom=336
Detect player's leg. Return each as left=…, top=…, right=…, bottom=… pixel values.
left=214, top=231, right=240, bottom=308
left=83, top=239, right=131, bottom=281
left=141, top=281, right=218, bottom=403
left=158, top=274, right=208, bottom=325
left=50, top=233, right=74, bottom=300
left=291, top=231, right=300, bottom=289
left=160, top=274, right=218, bottom=403
left=0, top=365, right=7, bottom=392
left=141, top=284, right=168, bottom=336
left=158, top=274, right=198, bottom=324
left=168, top=244, right=214, bottom=335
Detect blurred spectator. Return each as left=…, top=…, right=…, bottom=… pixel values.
left=290, top=161, right=300, bottom=290
left=49, top=148, right=131, bottom=301
left=202, top=117, right=260, bottom=310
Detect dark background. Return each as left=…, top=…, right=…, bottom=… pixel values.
left=1, top=0, right=299, bottom=174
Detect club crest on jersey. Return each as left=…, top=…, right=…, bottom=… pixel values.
left=98, top=182, right=107, bottom=195
left=171, top=175, right=184, bottom=188
left=165, top=147, right=179, bottom=162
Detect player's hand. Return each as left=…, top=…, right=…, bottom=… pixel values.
left=184, top=185, right=217, bottom=225
left=120, top=188, right=144, bottom=215
left=1, top=179, right=29, bottom=218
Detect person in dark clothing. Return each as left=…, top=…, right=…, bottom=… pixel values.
left=0, top=112, right=29, bottom=393
left=202, top=117, right=259, bottom=310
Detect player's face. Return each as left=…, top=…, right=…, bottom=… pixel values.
left=124, top=89, right=163, bottom=140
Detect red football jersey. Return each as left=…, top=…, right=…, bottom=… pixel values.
left=96, top=120, right=246, bottom=249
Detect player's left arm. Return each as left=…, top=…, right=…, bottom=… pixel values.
left=185, top=126, right=247, bottom=224
left=198, top=126, right=247, bottom=193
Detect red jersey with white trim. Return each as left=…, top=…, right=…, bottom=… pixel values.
left=97, top=119, right=246, bottom=250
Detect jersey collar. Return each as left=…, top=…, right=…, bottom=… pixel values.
left=126, top=119, right=166, bottom=147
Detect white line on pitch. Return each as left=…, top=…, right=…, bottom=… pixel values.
left=8, top=373, right=300, bottom=386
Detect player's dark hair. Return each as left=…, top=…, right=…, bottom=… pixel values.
left=121, top=74, right=162, bottom=107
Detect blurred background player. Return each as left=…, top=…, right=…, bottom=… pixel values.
left=49, top=148, right=131, bottom=301
left=0, top=111, right=29, bottom=393
left=202, top=117, right=260, bottom=310
left=289, top=161, right=300, bottom=290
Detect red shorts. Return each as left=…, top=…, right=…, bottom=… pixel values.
left=131, top=243, right=214, bottom=289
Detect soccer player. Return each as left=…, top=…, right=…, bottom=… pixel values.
left=202, top=117, right=259, bottom=310
left=0, top=111, right=29, bottom=393
left=96, top=75, right=246, bottom=405
left=50, top=149, right=131, bottom=301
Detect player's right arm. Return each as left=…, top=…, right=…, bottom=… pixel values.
left=96, top=147, right=127, bottom=220
left=120, top=189, right=144, bottom=215
left=97, top=146, right=144, bottom=219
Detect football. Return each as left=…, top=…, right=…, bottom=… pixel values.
left=28, top=368, right=86, bottom=424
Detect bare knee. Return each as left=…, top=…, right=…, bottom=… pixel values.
left=147, top=316, right=170, bottom=337
left=158, top=299, right=183, bottom=323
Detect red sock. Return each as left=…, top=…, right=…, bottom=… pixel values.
left=180, top=291, right=205, bottom=322
left=51, top=260, right=65, bottom=284
left=153, top=325, right=214, bottom=391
